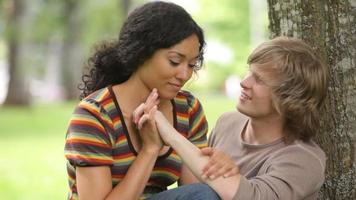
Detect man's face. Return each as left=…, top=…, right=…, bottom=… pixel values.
left=237, top=64, right=279, bottom=119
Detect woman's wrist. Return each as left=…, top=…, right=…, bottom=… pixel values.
left=141, top=144, right=161, bottom=156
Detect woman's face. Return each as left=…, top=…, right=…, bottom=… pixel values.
left=136, top=34, right=201, bottom=100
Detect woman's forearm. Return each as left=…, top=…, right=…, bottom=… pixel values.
left=164, top=129, right=240, bottom=200
left=77, top=146, right=160, bottom=200
left=106, top=147, right=160, bottom=200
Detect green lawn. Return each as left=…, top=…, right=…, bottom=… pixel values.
left=0, top=94, right=236, bottom=199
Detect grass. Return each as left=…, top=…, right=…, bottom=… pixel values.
left=0, top=94, right=236, bottom=199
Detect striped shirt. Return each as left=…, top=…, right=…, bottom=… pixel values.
left=64, top=86, right=208, bottom=199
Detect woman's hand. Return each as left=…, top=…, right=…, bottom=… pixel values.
left=133, top=89, right=163, bottom=153
left=201, top=147, right=239, bottom=180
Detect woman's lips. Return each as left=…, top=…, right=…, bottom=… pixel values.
left=168, top=82, right=182, bottom=90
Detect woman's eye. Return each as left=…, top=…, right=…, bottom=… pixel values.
left=189, top=60, right=200, bottom=68
left=188, top=63, right=196, bottom=68
left=169, top=60, right=180, bottom=66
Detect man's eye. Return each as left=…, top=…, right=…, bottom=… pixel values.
left=254, top=75, right=266, bottom=85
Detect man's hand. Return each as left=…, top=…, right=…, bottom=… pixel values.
left=201, top=147, right=239, bottom=180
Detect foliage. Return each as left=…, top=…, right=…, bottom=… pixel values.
left=191, top=0, right=251, bottom=92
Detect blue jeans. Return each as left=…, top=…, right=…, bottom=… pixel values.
left=148, top=183, right=221, bottom=200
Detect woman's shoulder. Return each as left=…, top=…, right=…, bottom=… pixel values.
left=82, top=87, right=112, bottom=103
left=77, top=87, right=114, bottom=113
left=175, top=90, right=202, bottom=108
left=176, top=90, right=195, bottom=100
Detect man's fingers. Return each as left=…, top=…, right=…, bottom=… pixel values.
left=203, top=161, right=221, bottom=178
left=223, top=167, right=239, bottom=178
left=202, top=154, right=217, bottom=172
left=201, top=147, right=214, bottom=156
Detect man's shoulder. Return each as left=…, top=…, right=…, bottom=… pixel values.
left=217, top=110, right=248, bottom=125
left=210, top=111, right=247, bottom=143
left=271, top=140, right=326, bottom=170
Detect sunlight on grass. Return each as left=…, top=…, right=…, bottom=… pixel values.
left=0, top=94, right=236, bottom=199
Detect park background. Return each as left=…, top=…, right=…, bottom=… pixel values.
left=1, top=0, right=355, bottom=199
left=0, top=0, right=268, bottom=199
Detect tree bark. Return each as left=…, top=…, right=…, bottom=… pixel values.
left=3, top=0, right=31, bottom=106
left=267, top=0, right=356, bottom=199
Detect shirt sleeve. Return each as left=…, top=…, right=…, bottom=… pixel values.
left=208, top=127, right=216, bottom=147
left=186, top=93, right=208, bottom=149
left=233, top=146, right=325, bottom=200
left=64, top=99, right=114, bottom=167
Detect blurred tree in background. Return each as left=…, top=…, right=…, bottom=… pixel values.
left=0, top=0, right=142, bottom=105
left=0, top=0, right=257, bottom=106
left=2, top=0, right=31, bottom=105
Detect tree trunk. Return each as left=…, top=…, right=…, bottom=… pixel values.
left=60, top=0, right=83, bottom=100
left=267, top=0, right=356, bottom=199
left=3, top=0, right=31, bottom=106
left=121, top=0, right=132, bottom=16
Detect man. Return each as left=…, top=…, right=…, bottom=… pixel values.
left=205, top=36, right=329, bottom=199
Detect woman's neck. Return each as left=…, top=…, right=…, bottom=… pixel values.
left=112, top=76, right=170, bottom=118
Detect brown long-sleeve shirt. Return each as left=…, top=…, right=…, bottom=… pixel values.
left=209, top=111, right=326, bottom=200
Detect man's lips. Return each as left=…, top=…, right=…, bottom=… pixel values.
left=240, top=91, right=251, bottom=101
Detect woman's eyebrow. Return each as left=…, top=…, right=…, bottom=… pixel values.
left=168, top=51, right=185, bottom=57
left=168, top=50, right=199, bottom=59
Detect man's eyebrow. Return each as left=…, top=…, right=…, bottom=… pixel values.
left=250, top=69, right=263, bottom=80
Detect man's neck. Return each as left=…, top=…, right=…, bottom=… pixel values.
left=243, top=115, right=284, bottom=145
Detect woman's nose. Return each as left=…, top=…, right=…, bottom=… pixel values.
left=176, top=65, right=192, bottom=81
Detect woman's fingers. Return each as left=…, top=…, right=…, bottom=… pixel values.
left=148, top=105, right=157, bottom=120
left=145, top=89, right=159, bottom=113
left=137, top=114, right=149, bottom=130
left=133, top=89, right=159, bottom=125
left=133, top=103, right=145, bottom=124
left=137, top=105, right=157, bottom=129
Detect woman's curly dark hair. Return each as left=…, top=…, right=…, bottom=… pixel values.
left=79, top=1, right=206, bottom=99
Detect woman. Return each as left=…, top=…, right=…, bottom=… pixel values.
left=64, top=1, right=226, bottom=200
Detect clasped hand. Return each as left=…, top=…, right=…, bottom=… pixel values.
left=132, top=88, right=163, bottom=153
left=133, top=89, right=239, bottom=179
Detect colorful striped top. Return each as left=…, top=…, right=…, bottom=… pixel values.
left=64, top=86, right=208, bottom=199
